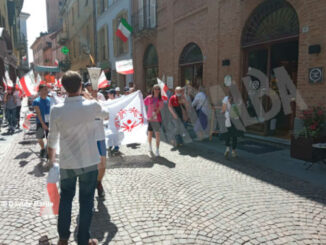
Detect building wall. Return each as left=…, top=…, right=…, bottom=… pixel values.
left=133, top=0, right=326, bottom=109
left=61, top=0, right=96, bottom=77
left=19, top=12, right=29, bottom=70
left=96, top=0, right=133, bottom=87
left=0, top=0, right=9, bottom=30
left=31, top=33, right=52, bottom=66
left=46, top=0, right=62, bottom=33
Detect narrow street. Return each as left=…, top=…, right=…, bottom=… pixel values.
left=0, top=128, right=326, bottom=245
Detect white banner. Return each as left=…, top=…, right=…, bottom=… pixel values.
left=115, top=59, right=134, bottom=75
left=100, top=90, right=148, bottom=146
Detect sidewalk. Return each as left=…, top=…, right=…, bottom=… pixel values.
left=191, top=135, right=326, bottom=189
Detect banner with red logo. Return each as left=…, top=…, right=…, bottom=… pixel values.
left=100, top=90, right=148, bottom=146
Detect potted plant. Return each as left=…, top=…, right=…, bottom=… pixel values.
left=291, top=106, right=326, bottom=162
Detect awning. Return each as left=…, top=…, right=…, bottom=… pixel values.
left=34, top=65, right=60, bottom=73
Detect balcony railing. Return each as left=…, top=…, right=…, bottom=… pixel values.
left=132, top=1, right=157, bottom=34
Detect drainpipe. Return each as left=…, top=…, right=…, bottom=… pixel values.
left=93, top=0, right=98, bottom=65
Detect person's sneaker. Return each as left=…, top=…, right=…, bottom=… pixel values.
left=232, top=150, right=238, bottom=158
left=40, top=149, right=46, bottom=158
left=57, top=239, right=68, bottom=245
left=224, top=149, right=230, bottom=159
left=155, top=148, right=160, bottom=157
left=148, top=144, right=153, bottom=153
left=88, top=239, right=98, bottom=245
left=97, top=182, right=105, bottom=199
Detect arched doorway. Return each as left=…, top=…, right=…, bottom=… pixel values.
left=143, top=44, right=158, bottom=94
left=242, top=0, right=299, bottom=137
left=179, top=43, right=203, bottom=88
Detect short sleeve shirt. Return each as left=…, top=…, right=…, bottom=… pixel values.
left=32, top=96, right=51, bottom=124
left=144, top=95, right=164, bottom=122
left=169, top=95, right=184, bottom=119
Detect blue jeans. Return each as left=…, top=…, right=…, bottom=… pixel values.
left=58, top=166, right=98, bottom=245
left=6, top=108, right=16, bottom=130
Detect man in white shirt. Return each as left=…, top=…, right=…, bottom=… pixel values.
left=13, top=88, right=22, bottom=129
left=47, top=71, right=109, bottom=245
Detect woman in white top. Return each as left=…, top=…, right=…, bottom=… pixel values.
left=221, top=92, right=240, bottom=158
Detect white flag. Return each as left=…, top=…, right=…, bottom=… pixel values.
left=5, top=71, right=13, bottom=88
left=87, top=67, right=101, bottom=90
left=101, top=90, right=148, bottom=146
left=115, top=59, right=134, bottom=75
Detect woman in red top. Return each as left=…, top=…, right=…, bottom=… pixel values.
left=144, top=84, right=164, bottom=157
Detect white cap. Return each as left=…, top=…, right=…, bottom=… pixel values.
left=115, top=87, right=120, bottom=92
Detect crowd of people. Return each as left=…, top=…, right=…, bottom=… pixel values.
left=0, top=70, right=242, bottom=245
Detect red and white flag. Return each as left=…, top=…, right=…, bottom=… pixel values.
left=55, top=78, right=62, bottom=88
left=5, top=71, right=14, bottom=89
left=157, top=78, right=169, bottom=101
left=22, top=113, right=35, bottom=130
left=116, top=59, right=134, bottom=75
left=54, top=59, right=59, bottom=66
left=15, top=77, right=23, bottom=97
left=40, top=163, right=60, bottom=217
left=97, top=71, right=110, bottom=89
left=20, top=71, right=37, bottom=97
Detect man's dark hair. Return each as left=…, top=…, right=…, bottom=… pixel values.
left=62, top=71, right=82, bottom=93
left=38, top=84, right=47, bottom=91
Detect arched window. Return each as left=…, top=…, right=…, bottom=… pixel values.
left=179, top=43, right=203, bottom=88
left=143, top=44, right=158, bottom=93
left=242, top=0, right=299, bottom=47
left=179, top=43, right=203, bottom=65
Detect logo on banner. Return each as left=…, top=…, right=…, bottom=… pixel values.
left=114, top=107, right=144, bottom=132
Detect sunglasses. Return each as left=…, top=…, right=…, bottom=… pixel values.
left=154, top=88, right=161, bottom=90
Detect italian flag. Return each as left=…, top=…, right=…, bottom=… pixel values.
left=116, top=18, right=132, bottom=42
left=5, top=71, right=14, bottom=89
left=157, top=78, right=169, bottom=101
left=98, top=71, right=110, bottom=89
left=23, top=113, right=36, bottom=130
left=116, top=59, right=134, bottom=75
left=20, top=71, right=37, bottom=97
left=16, top=77, right=23, bottom=97
left=55, top=78, right=62, bottom=88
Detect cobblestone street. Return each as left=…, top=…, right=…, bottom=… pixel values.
left=0, top=131, right=326, bottom=245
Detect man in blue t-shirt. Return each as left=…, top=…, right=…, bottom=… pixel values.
left=33, top=84, right=51, bottom=158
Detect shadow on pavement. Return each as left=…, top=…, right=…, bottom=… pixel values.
left=18, top=140, right=38, bottom=145
left=1, top=131, right=13, bottom=136
left=91, top=198, right=118, bottom=244
left=155, top=156, right=176, bottom=168
left=72, top=199, right=118, bottom=244
left=28, top=160, right=47, bottom=177
left=126, top=143, right=141, bottom=149
left=173, top=137, right=326, bottom=206
left=107, top=154, right=176, bottom=169
left=19, top=160, right=29, bottom=167
left=15, top=151, right=33, bottom=159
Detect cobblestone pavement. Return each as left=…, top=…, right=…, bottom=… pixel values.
left=0, top=131, right=326, bottom=245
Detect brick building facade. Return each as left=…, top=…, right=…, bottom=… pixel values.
left=133, top=0, right=326, bottom=136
